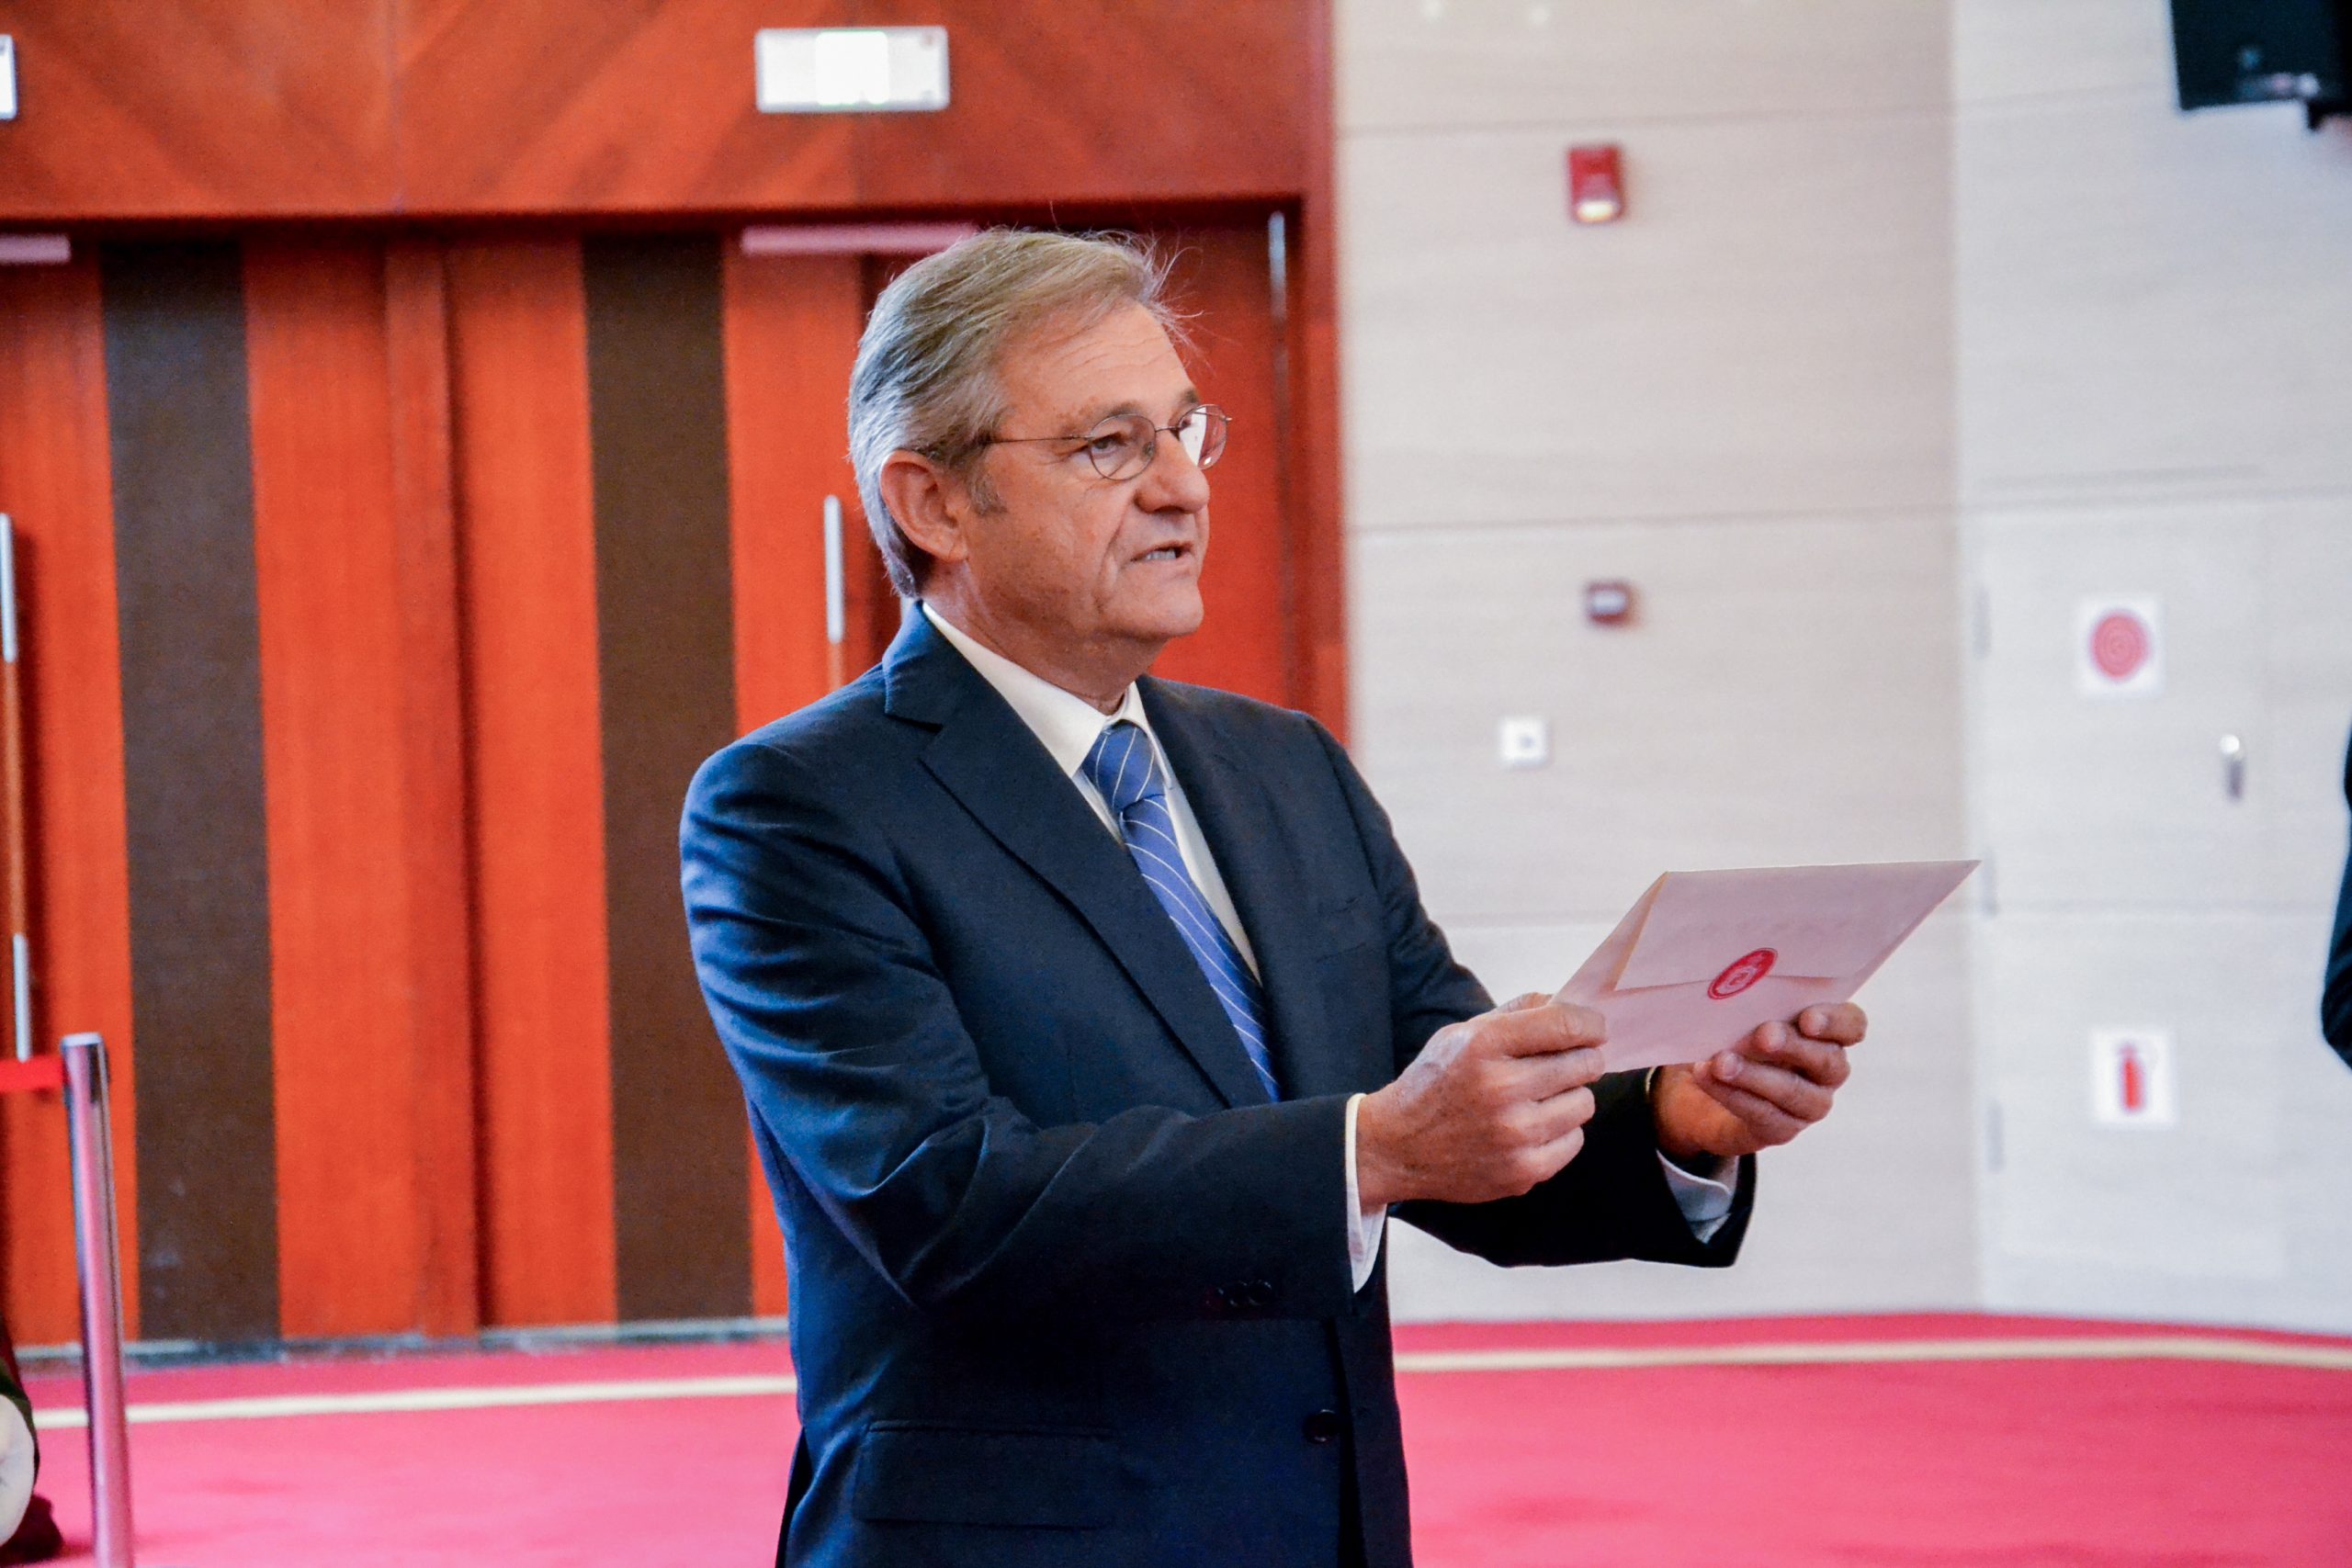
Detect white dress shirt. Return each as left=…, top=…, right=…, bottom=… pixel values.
left=920, top=603, right=1735, bottom=1292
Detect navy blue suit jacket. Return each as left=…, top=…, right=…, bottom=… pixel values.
left=681, top=614, right=1752, bottom=1568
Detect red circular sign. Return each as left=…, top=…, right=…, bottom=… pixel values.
left=1708, top=948, right=1778, bottom=1000
left=2089, top=611, right=2150, bottom=681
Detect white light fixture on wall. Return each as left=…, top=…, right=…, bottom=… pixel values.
left=755, top=28, right=950, bottom=114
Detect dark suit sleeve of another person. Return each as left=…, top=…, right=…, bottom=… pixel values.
left=2325, top=728, right=2352, bottom=1066
left=684, top=735, right=1358, bottom=1331
left=1304, top=722, right=1755, bottom=1269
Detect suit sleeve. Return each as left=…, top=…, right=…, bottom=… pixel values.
left=682, top=737, right=1358, bottom=1329
left=2324, top=728, right=2352, bottom=1067
left=1305, top=720, right=1752, bottom=1269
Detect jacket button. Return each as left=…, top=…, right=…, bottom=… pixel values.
left=1243, top=1280, right=1275, bottom=1308
left=1302, top=1409, right=1343, bottom=1445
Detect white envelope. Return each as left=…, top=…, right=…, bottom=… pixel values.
left=1554, top=860, right=1978, bottom=1073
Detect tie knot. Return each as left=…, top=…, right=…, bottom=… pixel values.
left=1081, top=721, right=1164, bottom=817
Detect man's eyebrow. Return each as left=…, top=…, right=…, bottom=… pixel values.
left=1057, top=388, right=1202, bottom=433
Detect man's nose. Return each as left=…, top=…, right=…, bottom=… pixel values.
left=1137, top=432, right=1212, bottom=512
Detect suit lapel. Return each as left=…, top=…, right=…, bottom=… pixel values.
left=887, top=618, right=1270, bottom=1110
left=1143, top=682, right=1346, bottom=1102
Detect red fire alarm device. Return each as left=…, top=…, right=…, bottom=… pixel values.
left=1567, top=144, right=1624, bottom=224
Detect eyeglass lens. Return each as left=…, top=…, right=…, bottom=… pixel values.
left=1091, top=407, right=1227, bottom=480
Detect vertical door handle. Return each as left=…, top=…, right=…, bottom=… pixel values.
left=822, top=496, right=847, bottom=692
left=2219, top=733, right=2245, bottom=802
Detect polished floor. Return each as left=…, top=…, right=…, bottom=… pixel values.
left=22, top=1314, right=2352, bottom=1565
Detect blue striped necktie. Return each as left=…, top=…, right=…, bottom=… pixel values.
left=1081, top=721, right=1280, bottom=1102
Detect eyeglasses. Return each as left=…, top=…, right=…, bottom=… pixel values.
left=978, top=403, right=1230, bottom=482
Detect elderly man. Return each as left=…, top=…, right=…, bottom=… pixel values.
left=682, top=230, right=1865, bottom=1568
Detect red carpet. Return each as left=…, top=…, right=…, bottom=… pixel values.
left=19, top=1314, right=2352, bottom=1565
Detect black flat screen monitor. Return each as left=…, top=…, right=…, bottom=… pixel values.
left=2171, top=0, right=2349, bottom=118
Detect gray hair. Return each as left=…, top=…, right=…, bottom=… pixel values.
left=847, top=229, right=1178, bottom=597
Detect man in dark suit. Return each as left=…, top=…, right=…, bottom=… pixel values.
left=683, top=231, right=1867, bottom=1568
left=2325, top=724, right=2352, bottom=1066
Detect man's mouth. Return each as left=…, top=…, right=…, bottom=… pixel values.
left=1136, top=542, right=1193, bottom=563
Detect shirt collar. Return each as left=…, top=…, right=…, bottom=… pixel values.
left=920, top=602, right=1150, bottom=778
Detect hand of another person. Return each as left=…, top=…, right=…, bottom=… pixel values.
left=1355, top=993, right=1608, bottom=1210
left=1649, top=1003, right=1866, bottom=1165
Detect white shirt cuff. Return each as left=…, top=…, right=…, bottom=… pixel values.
left=1344, top=1092, right=1386, bottom=1292
left=1659, top=1150, right=1736, bottom=1243
left=0, top=1396, right=32, bottom=1543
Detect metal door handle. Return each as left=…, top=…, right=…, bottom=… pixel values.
left=2219, top=733, right=2245, bottom=801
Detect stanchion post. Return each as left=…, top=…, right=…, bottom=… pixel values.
left=61, top=1032, right=133, bottom=1568
left=822, top=494, right=847, bottom=692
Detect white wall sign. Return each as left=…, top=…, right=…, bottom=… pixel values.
left=2075, top=596, right=2162, bottom=698
left=755, top=28, right=950, bottom=113
left=2089, top=1028, right=2176, bottom=1127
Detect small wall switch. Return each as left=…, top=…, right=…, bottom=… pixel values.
left=1, top=37, right=17, bottom=121
left=1498, top=716, right=1549, bottom=768
left=1584, top=579, right=1636, bottom=625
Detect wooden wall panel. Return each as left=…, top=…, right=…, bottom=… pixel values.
left=720, top=247, right=867, bottom=1316
left=1146, top=228, right=1294, bottom=707
left=447, top=240, right=618, bottom=1328
left=0, top=257, right=138, bottom=1345
left=0, top=3, right=1318, bottom=222
left=0, top=2, right=396, bottom=220
left=723, top=250, right=865, bottom=730
left=103, top=242, right=280, bottom=1345
left=394, top=0, right=855, bottom=215
left=245, top=241, right=459, bottom=1338
left=1290, top=202, right=1349, bottom=738
left=1294, top=0, right=1349, bottom=737
left=852, top=0, right=1312, bottom=209
left=384, top=243, right=482, bottom=1338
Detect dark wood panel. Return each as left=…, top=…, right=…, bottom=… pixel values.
left=582, top=234, right=752, bottom=1323
left=395, top=0, right=855, bottom=215
left=385, top=241, right=483, bottom=1338
left=101, top=242, right=280, bottom=1345
left=1148, top=226, right=1294, bottom=706
left=447, top=238, right=619, bottom=1328
left=0, top=256, right=139, bottom=1345
left=245, top=241, right=441, bottom=1338
left=720, top=246, right=868, bottom=1317
left=0, top=2, right=396, bottom=220
left=851, top=0, right=1312, bottom=209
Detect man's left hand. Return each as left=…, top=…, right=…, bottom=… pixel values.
left=1651, top=1003, right=1866, bottom=1165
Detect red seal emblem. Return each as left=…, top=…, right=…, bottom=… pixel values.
left=2089, top=612, right=2149, bottom=681
left=1708, top=948, right=1777, bottom=1000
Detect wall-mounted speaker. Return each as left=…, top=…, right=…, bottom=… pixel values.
left=2171, top=0, right=2351, bottom=125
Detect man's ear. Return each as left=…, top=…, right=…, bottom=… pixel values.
left=877, top=451, right=972, bottom=570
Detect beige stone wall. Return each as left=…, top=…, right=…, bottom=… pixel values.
left=1340, top=0, right=2352, bottom=1329
left=1337, top=0, right=1974, bottom=1320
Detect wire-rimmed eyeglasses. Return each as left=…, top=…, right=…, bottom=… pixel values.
left=978, top=403, right=1230, bottom=482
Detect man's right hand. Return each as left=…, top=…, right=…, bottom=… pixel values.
left=1354, top=993, right=1608, bottom=1210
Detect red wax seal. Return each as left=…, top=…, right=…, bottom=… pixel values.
left=1708, top=948, right=1777, bottom=1000
left=2090, top=612, right=2149, bottom=681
